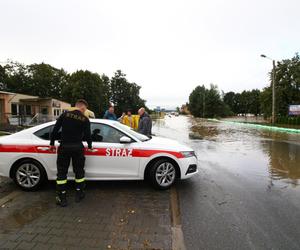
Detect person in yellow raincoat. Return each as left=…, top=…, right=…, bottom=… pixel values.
left=122, top=109, right=139, bottom=130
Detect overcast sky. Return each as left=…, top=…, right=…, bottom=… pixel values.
left=1, top=0, right=299, bottom=108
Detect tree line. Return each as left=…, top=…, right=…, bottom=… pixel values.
left=188, top=53, right=300, bottom=120
left=0, top=61, right=146, bottom=117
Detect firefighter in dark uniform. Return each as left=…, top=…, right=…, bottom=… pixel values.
left=50, top=99, right=92, bottom=207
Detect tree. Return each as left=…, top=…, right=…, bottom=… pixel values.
left=62, top=70, right=109, bottom=117
left=188, top=84, right=229, bottom=118
left=0, top=65, right=8, bottom=90
left=248, top=89, right=261, bottom=115
left=188, top=85, right=206, bottom=117
left=0, top=60, right=148, bottom=116
left=260, top=53, right=300, bottom=117
left=224, top=89, right=261, bottom=115
left=224, top=91, right=239, bottom=114
left=260, top=87, right=272, bottom=118
left=110, top=70, right=146, bottom=116
left=2, top=61, right=31, bottom=94
left=27, top=63, right=68, bottom=99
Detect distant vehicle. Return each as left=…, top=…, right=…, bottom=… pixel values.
left=0, top=119, right=198, bottom=191
left=175, top=112, right=179, bottom=116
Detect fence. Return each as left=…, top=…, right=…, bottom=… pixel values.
left=7, top=114, right=56, bottom=126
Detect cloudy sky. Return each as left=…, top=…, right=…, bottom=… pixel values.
left=1, top=0, right=299, bottom=108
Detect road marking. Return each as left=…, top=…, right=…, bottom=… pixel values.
left=0, top=191, right=22, bottom=207
left=170, top=186, right=187, bottom=250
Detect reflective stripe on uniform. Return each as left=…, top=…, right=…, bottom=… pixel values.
left=56, top=179, right=67, bottom=185
left=75, top=178, right=85, bottom=183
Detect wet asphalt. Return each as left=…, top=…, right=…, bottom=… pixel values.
left=153, top=116, right=300, bottom=250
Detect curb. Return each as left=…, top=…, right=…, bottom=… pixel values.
left=170, top=186, right=186, bottom=250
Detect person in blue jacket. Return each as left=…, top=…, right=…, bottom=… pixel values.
left=103, top=106, right=117, bottom=120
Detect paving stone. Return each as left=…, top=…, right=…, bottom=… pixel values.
left=71, top=236, right=86, bottom=244
left=79, top=238, right=97, bottom=247
left=7, top=232, right=22, bottom=241
left=32, top=234, right=51, bottom=243
left=15, top=241, right=37, bottom=250
left=1, top=240, right=20, bottom=249
left=48, top=236, right=65, bottom=245
left=0, top=184, right=173, bottom=250
left=48, top=228, right=65, bottom=236
left=32, top=242, right=53, bottom=250
left=17, top=233, right=37, bottom=242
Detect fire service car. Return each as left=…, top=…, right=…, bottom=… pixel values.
left=0, top=119, right=198, bottom=190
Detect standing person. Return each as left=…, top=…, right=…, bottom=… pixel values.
left=50, top=99, right=92, bottom=207
left=68, top=107, right=95, bottom=119
left=118, top=112, right=126, bottom=123
left=103, top=105, right=117, bottom=120
left=123, top=109, right=137, bottom=129
left=138, top=107, right=152, bottom=137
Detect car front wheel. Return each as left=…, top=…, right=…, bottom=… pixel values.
left=12, top=159, right=47, bottom=191
left=149, top=159, right=177, bottom=190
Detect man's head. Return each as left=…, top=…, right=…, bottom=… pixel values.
left=108, top=106, right=114, bottom=114
left=138, top=107, right=145, bottom=116
left=75, top=99, right=88, bottom=113
left=93, top=128, right=100, bottom=134
left=127, top=109, right=132, bottom=116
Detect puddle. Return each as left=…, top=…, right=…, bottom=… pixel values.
left=0, top=200, right=50, bottom=231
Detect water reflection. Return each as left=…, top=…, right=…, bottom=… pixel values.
left=153, top=116, right=300, bottom=187
left=263, top=140, right=300, bottom=186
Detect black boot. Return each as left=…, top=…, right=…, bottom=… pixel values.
left=75, top=182, right=85, bottom=203
left=56, top=190, right=68, bottom=207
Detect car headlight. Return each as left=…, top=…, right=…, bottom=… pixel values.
left=180, top=151, right=197, bottom=158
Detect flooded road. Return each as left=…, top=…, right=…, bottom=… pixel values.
left=153, top=116, right=300, bottom=250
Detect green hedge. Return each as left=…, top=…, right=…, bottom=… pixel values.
left=276, top=116, right=300, bottom=125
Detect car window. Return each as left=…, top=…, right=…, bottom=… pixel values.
left=34, top=125, right=61, bottom=141
left=90, top=123, right=126, bottom=143
left=113, top=122, right=149, bottom=141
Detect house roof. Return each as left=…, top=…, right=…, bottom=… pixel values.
left=0, top=91, right=70, bottom=105
left=0, top=90, right=17, bottom=95
left=19, top=97, right=70, bottom=105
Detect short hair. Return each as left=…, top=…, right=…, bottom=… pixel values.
left=76, top=99, right=88, bottom=107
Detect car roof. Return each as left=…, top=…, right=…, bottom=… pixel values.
left=36, top=119, right=117, bottom=128
left=5, top=119, right=120, bottom=138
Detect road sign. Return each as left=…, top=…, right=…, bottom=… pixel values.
left=289, top=105, right=300, bottom=116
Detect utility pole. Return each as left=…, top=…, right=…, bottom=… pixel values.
left=203, top=90, right=205, bottom=118
left=261, top=54, right=276, bottom=124
left=272, top=60, right=276, bottom=124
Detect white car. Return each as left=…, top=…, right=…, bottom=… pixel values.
left=0, top=119, right=198, bottom=190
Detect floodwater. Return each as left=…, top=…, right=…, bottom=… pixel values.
left=153, top=115, right=300, bottom=249
left=153, top=115, right=300, bottom=188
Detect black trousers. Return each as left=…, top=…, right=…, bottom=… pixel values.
left=56, top=144, right=85, bottom=190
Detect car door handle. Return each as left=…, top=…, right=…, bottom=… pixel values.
left=37, top=146, right=51, bottom=151
left=87, top=148, right=98, bottom=153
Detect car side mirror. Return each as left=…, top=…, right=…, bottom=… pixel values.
left=120, top=136, right=132, bottom=144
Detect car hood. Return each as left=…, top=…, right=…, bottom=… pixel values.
left=142, top=136, right=193, bottom=151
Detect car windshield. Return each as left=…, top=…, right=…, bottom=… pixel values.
left=113, top=122, right=150, bottom=141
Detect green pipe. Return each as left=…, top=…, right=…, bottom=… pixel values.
left=207, top=119, right=300, bottom=134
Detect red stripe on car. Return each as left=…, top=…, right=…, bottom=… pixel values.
left=0, top=145, right=183, bottom=158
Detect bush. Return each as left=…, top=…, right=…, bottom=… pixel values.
left=277, top=116, right=300, bottom=125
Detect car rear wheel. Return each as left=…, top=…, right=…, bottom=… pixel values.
left=149, top=159, right=177, bottom=190
left=12, top=159, right=47, bottom=191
